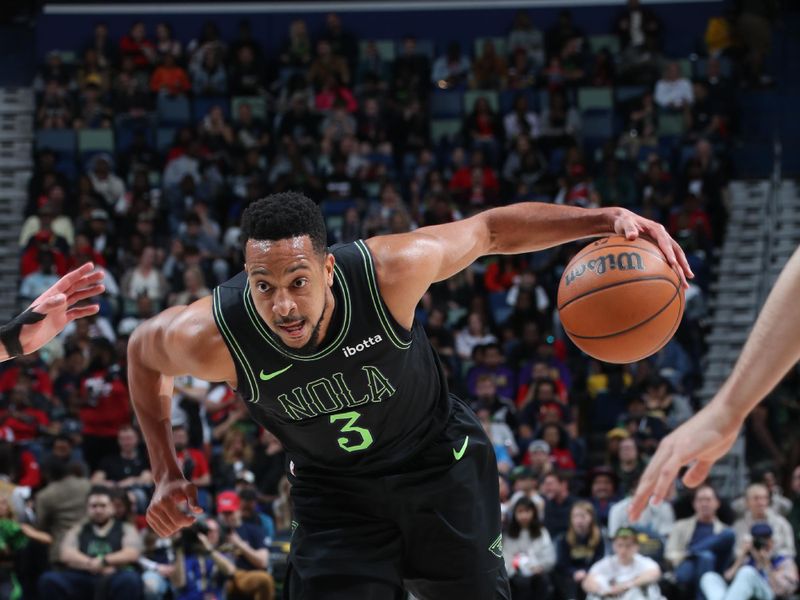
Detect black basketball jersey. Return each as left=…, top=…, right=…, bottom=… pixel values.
left=211, top=240, right=452, bottom=476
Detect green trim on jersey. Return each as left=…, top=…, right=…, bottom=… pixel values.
left=354, top=240, right=412, bottom=350
left=213, top=287, right=260, bottom=403
left=242, top=263, right=352, bottom=361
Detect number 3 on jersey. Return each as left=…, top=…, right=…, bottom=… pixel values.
left=330, top=411, right=373, bottom=453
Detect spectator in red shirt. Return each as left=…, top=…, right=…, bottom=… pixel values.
left=172, top=423, right=210, bottom=508
left=541, top=423, right=577, bottom=471
left=150, top=53, right=191, bottom=96
left=0, top=353, right=54, bottom=399
left=449, top=149, right=500, bottom=206
left=119, top=21, right=156, bottom=69
left=0, top=383, right=50, bottom=442
left=668, top=190, right=713, bottom=244
left=79, top=338, right=131, bottom=471
left=0, top=433, right=41, bottom=488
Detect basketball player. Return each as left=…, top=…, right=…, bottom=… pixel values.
left=630, top=245, right=800, bottom=521
left=0, top=262, right=104, bottom=362
left=129, top=193, right=692, bottom=599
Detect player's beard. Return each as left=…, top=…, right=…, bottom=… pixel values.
left=275, top=294, right=328, bottom=356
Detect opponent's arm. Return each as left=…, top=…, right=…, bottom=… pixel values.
left=0, top=263, right=104, bottom=361
left=366, top=202, right=691, bottom=328
left=127, top=296, right=236, bottom=537
left=630, top=245, right=800, bottom=520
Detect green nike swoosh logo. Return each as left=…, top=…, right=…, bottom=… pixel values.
left=259, top=364, right=293, bottom=381
left=453, top=436, right=469, bottom=461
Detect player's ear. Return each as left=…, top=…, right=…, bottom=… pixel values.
left=324, top=252, right=335, bottom=286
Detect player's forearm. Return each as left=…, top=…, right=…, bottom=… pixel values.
left=127, top=328, right=182, bottom=482
left=709, top=246, right=800, bottom=425
left=483, top=203, right=614, bottom=255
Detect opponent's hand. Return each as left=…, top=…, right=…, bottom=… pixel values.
left=20, top=263, right=105, bottom=354
left=610, top=208, right=694, bottom=289
left=147, top=477, right=203, bottom=538
left=629, top=403, right=741, bottom=521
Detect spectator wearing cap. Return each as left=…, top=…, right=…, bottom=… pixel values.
left=239, top=487, right=276, bottom=545
left=541, top=471, right=576, bottom=538
left=583, top=527, right=662, bottom=600
left=79, top=338, right=132, bottom=472
left=503, top=496, right=555, bottom=600
left=20, top=195, right=75, bottom=249
left=605, top=427, right=630, bottom=466
left=666, top=484, right=734, bottom=600
left=526, top=440, right=554, bottom=480
left=733, top=484, right=796, bottom=560
left=588, top=467, right=621, bottom=528
left=215, top=491, right=275, bottom=600
left=701, top=523, right=798, bottom=600
left=555, top=501, right=606, bottom=600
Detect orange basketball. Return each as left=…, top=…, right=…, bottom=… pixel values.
left=557, top=236, right=685, bottom=364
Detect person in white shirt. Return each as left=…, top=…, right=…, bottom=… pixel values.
left=503, top=496, right=556, bottom=600
left=654, top=62, right=694, bottom=110
left=583, top=527, right=663, bottom=600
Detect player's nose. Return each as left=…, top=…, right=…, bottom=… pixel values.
left=272, top=288, right=296, bottom=317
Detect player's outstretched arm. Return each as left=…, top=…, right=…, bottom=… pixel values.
left=366, top=202, right=692, bottom=328
left=630, top=244, right=800, bottom=521
left=127, top=296, right=236, bottom=537
left=0, top=262, right=104, bottom=362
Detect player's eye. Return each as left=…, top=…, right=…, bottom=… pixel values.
left=293, top=278, right=308, bottom=288
left=256, top=281, right=271, bottom=293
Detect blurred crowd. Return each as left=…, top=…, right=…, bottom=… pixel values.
left=4, top=1, right=799, bottom=599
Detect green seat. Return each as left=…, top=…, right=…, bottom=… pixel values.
left=589, top=35, right=620, bottom=55
left=231, top=96, right=267, bottom=121
left=474, top=37, right=507, bottom=59
left=463, top=90, right=499, bottom=114
left=77, top=128, right=114, bottom=154
left=430, top=119, right=462, bottom=144
left=577, top=87, right=613, bottom=110
left=359, top=39, right=395, bottom=62
left=678, top=58, right=692, bottom=78
left=658, top=111, right=685, bottom=136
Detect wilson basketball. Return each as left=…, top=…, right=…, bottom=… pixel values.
left=557, top=236, right=685, bottom=364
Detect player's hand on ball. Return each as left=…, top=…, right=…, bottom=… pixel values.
left=629, top=403, right=741, bottom=521
left=609, top=208, right=694, bottom=289
left=147, top=477, right=203, bottom=537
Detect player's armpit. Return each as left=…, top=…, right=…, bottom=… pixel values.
left=365, top=215, right=491, bottom=328
left=129, top=296, right=236, bottom=384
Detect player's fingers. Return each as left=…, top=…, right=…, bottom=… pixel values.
left=650, top=458, right=681, bottom=506
left=623, top=219, right=639, bottom=240
left=629, top=460, right=661, bottom=521
left=51, top=262, right=95, bottom=294
left=69, top=270, right=104, bottom=293
left=672, top=238, right=694, bottom=279
left=33, top=293, right=67, bottom=314
left=184, top=484, right=204, bottom=514
left=66, top=304, right=101, bottom=322
left=683, top=460, right=714, bottom=488
left=66, top=284, right=105, bottom=306
left=146, top=507, right=170, bottom=537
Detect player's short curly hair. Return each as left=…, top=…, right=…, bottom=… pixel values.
left=240, top=192, right=327, bottom=256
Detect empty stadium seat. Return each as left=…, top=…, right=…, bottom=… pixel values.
left=430, top=118, right=462, bottom=144
left=78, top=129, right=115, bottom=163
left=359, top=39, right=395, bottom=61
left=156, top=94, right=191, bottom=125
left=430, top=91, right=464, bottom=118
left=657, top=111, right=685, bottom=137
left=35, top=129, right=76, bottom=154
left=156, top=127, right=177, bottom=153
left=192, top=96, right=230, bottom=122
left=577, top=87, right=613, bottom=111
left=588, top=34, right=620, bottom=54
left=232, top=96, right=267, bottom=121
left=474, top=37, right=507, bottom=58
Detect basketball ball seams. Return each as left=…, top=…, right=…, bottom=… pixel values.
left=563, top=283, right=680, bottom=340
left=557, top=276, right=677, bottom=312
